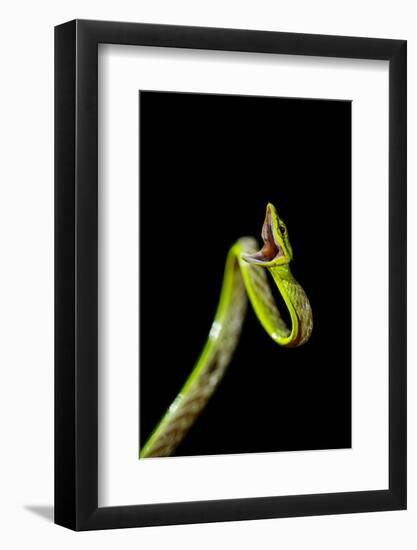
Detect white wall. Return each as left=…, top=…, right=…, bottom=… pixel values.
left=0, top=1, right=415, bottom=548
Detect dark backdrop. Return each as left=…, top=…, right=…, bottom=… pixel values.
left=139, top=91, right=351, bottom=457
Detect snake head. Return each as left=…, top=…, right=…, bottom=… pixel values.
left=242, top=203, right=293, bottom=266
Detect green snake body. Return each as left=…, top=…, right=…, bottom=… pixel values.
left=140, top=203, right=313, bottom=458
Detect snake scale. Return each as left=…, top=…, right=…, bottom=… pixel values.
left=140, top=203, right=313, bottom=458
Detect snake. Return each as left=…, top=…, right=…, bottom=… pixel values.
left=140, top=203, right=313, bottom=458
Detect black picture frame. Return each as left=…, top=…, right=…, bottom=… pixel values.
left=55, top=19, right=407, bottom=531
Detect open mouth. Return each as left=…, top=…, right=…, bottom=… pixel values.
left=243, top=205, right=284, bottom=265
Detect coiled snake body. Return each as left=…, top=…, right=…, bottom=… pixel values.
left=140, top=203, right=313, bottom=458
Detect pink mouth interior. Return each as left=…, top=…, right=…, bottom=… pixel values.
left=245, top=207, right=283, bottom=264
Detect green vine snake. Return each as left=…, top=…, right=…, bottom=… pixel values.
left=140, top=203, right=313, bottom=458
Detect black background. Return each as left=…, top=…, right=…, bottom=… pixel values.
left=139, top=91, right=351, bottom=457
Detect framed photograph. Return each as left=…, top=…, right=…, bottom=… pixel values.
left=55, top=19, right=406, bottom=530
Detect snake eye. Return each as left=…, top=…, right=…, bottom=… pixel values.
left=279, top=224, right=286, bottom=235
